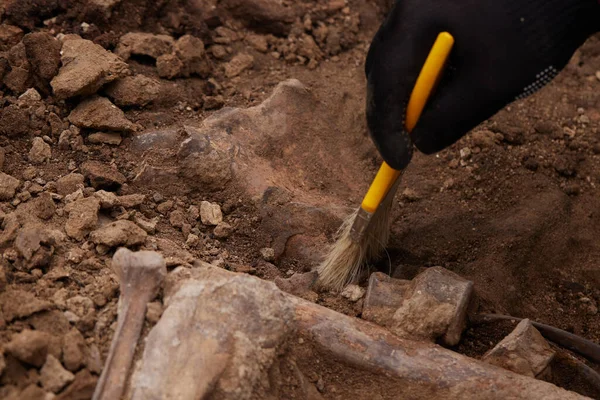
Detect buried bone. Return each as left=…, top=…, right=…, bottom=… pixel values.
left=92, top=248, right=167, bottom=400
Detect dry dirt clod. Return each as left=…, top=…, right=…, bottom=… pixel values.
left=0, top=289, right=53, bottom=322
left=56, top=173, right=85, bottom=196
left=482, top=319, right=556, bottom=379
left=51, top=37, right=130, bottom=99
left=57, top=369, right=98, bottom=400
left=87, top=132, right=123, bottom=145
left=104, top=75, right=160, bottom=108
left=5, top=329, right=52, bottom=367
left=19, top=87, right=42, bottom=102
left=64, top=197, right=101, bottom=241
left=68, top=96, right=137, bottom=133
left=22, top=32, right=61, bottom=84
left=40, top=354, right=75, bottom=393
left=224, top=53, right=254, bottom=78
left=200, top=201, right=223, bottom=225
left=89, top=220, right=148, bottom=248
left=156, top=53, right=184, bottom=79
left=81, top=161, right=126, bottom=191
left=28, top=137, right=52, bottom=164
left=175, top=35, right=211, bottom=77
left=0, top=172, right=20, bottom=200
left=62, top=329, right=87, bottom=372
left=213, top=222, right=233, bottom=239
left=116, top=32, right=175, bottom=60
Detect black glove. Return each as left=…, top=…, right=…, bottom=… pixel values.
left=365, top=0, right=600, bottom=170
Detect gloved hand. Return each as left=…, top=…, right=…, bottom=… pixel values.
left=365, top=0, right=599, bottom=170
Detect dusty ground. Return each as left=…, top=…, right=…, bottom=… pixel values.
left=0, top=0, right=599, bottom=398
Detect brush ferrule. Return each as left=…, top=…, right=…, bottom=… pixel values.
left=349, top=208, right=373, bottom=242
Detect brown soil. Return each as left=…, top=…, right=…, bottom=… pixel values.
left=1, top=0, right=600, bottom=398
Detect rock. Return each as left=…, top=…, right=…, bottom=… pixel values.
left=341, top=284, right=365, bottom=302
left=0, top=24, right=23, bottom=51
left=117, top=194, right=145, bottom=208
left=51, top=37, right=130, bottom=99
left=213, top=222, right=232, bottom=239
left=134, top=214, right=158, bottom=234
left=89, top=220, right=147, bottom=248
left=156, top=200, right=173, bottom=214
left=0, top=104, right=29, bottom=137
left=68, top=96, right=136, bottom=133
left=362, top=272, right=411, bottom=327
left=0, top=172, right=20, bottom=200
left=64, top=197, right=101, bottom=241
left=28, top=137, right=51, bottom=164
left=104, top=75, right=160, bottom=107
left=62, top=329, right=86, bottom=372
left=14, top=227, right=55, bottom=269
left=55, top=369, right=98, bottom=400
left=56, top=173, right=84, bottom=196
left=130, top=266, right=294, bottom=400
left=156, top=53, right=184, bottom=79
left=93, top=190, right=118, bottom=208
left=391, top=267, right=474, bottom=346
left=116, top=32, right=175, bottom=60
left=169, top=209, right=186, bottom=228
left=81, top=160, right=126, bottom=191
left=224, top=53, right=254, bottom=78
left=5, top=329, right=51, bottom=367
left=22, top=32, right=61, bottom=82
left=33, top=192, right=56, bottom=220
left=260, top=247, right=275, bottom=262
left=58, top=126, right=83, bottom=151
left=0, top=289, right=52, bottom=321
left=40, top=355, right=75, bottom=393
left=87, top=132, right=123, bottom=145
left=188, top=205, right=200, bottom=220
left=19, top=88, right=42, bottom=102
left=175, top=35, right=211, bottom=77
left=200, top=201, right=223, bottom=225
left=245, top=34, right=269, bottom=52
left=482, top=319, right=555, bottom=378
left=0, top=146, right=5, bottom=170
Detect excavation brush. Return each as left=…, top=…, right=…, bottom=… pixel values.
left=316, top=32, right=455, bottom=291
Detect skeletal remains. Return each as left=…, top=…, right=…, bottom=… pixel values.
left=94, top=249, right=595, bottom=399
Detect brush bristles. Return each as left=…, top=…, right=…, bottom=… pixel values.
left=316, top=186, right=397, bottom=292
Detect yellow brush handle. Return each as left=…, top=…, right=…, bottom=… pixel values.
left=361, top=32, right=455, bottom=214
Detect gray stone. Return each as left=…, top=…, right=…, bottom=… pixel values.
left=391, top=267, right=474, bottom=346
left=482, top=319, right=555, bottom=378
